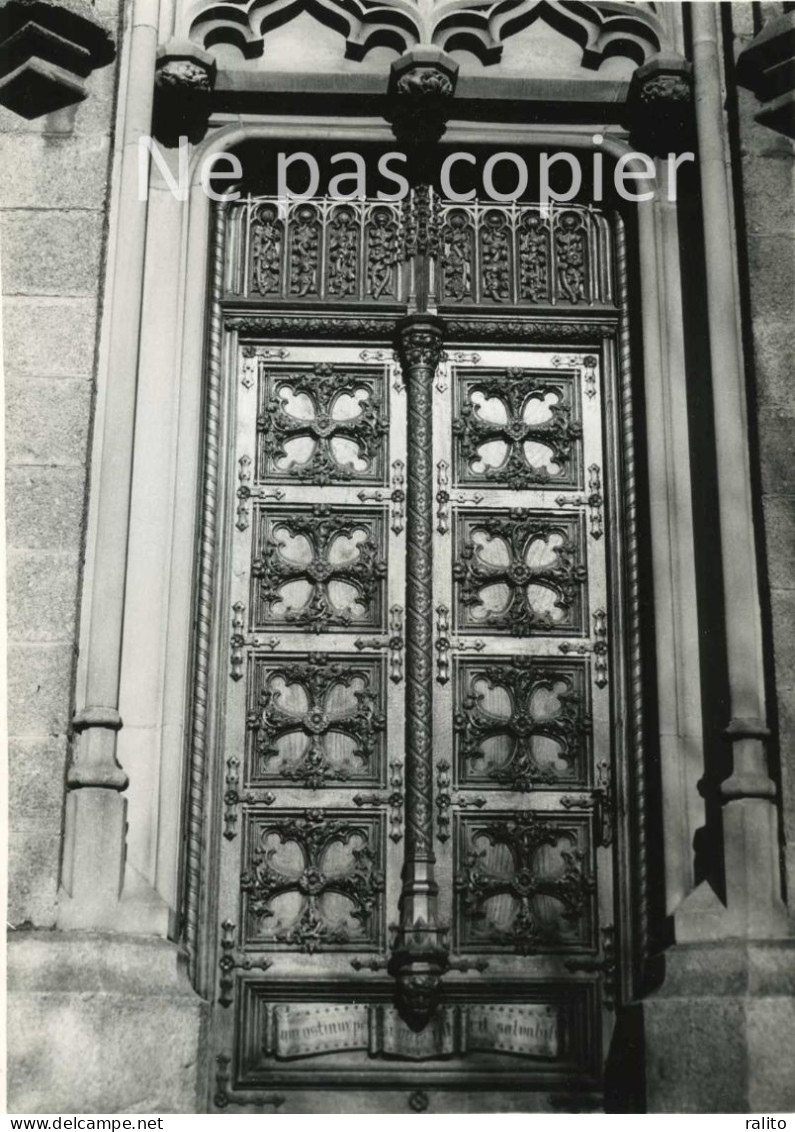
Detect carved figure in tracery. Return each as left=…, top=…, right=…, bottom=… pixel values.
left=555, top=211, right=587, bottom=303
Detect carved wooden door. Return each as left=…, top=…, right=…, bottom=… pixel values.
left=210, top=334, right=617, bottom=1111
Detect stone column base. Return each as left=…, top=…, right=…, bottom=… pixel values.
left=7, top=932, right=209, bottom=1113
left=640, top=940, right=795, bottom=1112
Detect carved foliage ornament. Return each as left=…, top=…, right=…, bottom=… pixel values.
left=454, top=367, right=582, bottom=489
left=253, top=505, right=387, bottom=631
left=258, top=362, right=388, bottom=485
left=456, top=812, right=595, bottom=954
left=454, top=509, right=586, bottom=636
left=248, top=654, right=386, bottom=789
left=241, top=809, right=385, bottom=951
left=455, top=658, right=590, bottom=792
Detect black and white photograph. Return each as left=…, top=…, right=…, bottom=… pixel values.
left=1, top=0, right=794, bottom=1117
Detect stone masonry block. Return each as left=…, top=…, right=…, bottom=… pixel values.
left=2, top=298, right=97, bottom=377
left=5, top=466, right=88, bottom=550
left=7, top=549, right=80, bottom=641
left=5, top=378, right=92, bottom=465
left=8, top=735, right=67, bottom=825
left=7, top=824, right=60, bottom=928
left=6, top=641, right=74, bottom=737
left=0, top=209, right=103, bottom=295
left=769, top=587, right=795, bottom=690
left=761, top=495, right=795, bottom=590
left=0, top=133, right=110, bottom=208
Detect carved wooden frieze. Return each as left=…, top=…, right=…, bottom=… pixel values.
left=251, top=504, right=387, bottom=632
left=453, top=365, right=582, bottom=489
left=454, top=811, right=595, bottom=954
left=454, top=657, right=591, bottom=792
left=238, top=199, right=405, bottom=304
left=246, top=653, right=387, bottom=789
left=438, top=203, right=614, bottom=308
left=453, top=509, right=587, bottom=636
left=257, top=362, right=389, bottom=486
left=241, top=809, right=386, bottom=951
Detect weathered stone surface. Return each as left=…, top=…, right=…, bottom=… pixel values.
left=8, top=735, right=67, bottom=824
left=761, top=495, right=795, bottom=590
left=7, top=826, right=60, bottom=927
left=0, top=134, right=110, bottom=208
left=756, top=413, right=795, bottom=495
left=5, top=378, right=92, bottom=464
left=2, top=299, right=97, bottom=377
left=6, top=642, right=74, bottom=736
left=643, top=941, right=795, bottom=1113
left=769, top=588, right=795, bottom=688
left=7, top=934, right=208, bottom=1113
left=6, top=550, right=80, bottom=641
left=0, top=210, right=104, bottom=295
left=5, top=466, right=88, bottom=549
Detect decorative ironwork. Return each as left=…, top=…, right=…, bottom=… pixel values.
left=253, top=505, right=387, bottom=632
left=565, top=925, right=617, bottom=1009
left=354, top=761, right=405, bottom=842
left=241, top=810, right=385, bottom=951
left=257, top=363, right=388, bottom=485
left=230, top=601, right=246, bottom=681
left=218, top=920, right=272, bottom=1007
left=455, top=812, right=595, bottom=954
left=480, top=209, right=511, bottom=302
left=454, top=367, right=582, bottom=489
left=555, top=463, right=603, bottom=539
left=223, top=756, right=275, bottom=840
left=358, top=459, right=406, bottom=534
left=454, top=510, right=587, bottom=636
left=435, top=460, right=483, bottom=533
left=435, top=605, right=484, bottom=684
left=214, top=1054, right=283, bottom=1110
left=519, top=211, right=551, bottom=301
left=236, top=455, right=284, bottom=531
left=583, top=355, right=598, bottom=399
left=435, top=760, right=485, bottom=842
left=593, top=757, right=613, bottom=848
left=441, top=209, right=473, bottom=301
left=455, top=658, right=590, bottom=791
left=559, top=609, right=608, bottom=688
left=355, top=604, right=405, bottom=684
left=247, top=655, right=386, bottom=789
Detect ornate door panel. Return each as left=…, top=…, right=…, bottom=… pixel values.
left=209, top=338, right=619, bottom=1111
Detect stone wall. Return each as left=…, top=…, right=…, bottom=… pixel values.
left=730, top=4, right=795, bottom=895
left=1, top=0, right=121, bottom=927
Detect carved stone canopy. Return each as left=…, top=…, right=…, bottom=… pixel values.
left=0, top=0, right=114, bottom=118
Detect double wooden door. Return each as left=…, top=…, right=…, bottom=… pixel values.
left=210, top=338, right=617, bottom=1111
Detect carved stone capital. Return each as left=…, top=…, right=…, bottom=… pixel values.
left=154, top=37, right=216, bottom=145
left=395, top=314, right=445, bottom=372
left=389, top=47, right=459, bottom=150
left=737, top=11, right=795, bottom=140
left=0, top=0, right=115, bottom=118
left=628, top=53, right=693, bottom=156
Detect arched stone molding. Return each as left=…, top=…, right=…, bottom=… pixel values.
left=179, top=0, right=663, bottom=70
